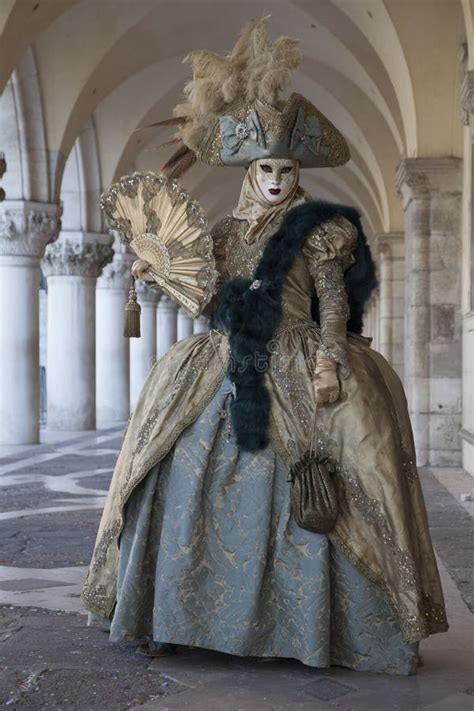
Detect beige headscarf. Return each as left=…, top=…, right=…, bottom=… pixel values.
left=232, top=160, right=301, bottom=244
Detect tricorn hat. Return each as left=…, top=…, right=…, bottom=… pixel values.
left=198, top=92, right=349, bottom=168
left=150, top=17, right=350, bottom=177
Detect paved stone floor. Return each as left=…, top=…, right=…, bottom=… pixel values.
left=0, top=428, right=473, bottom=710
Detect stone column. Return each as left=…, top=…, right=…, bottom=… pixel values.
left=0, top=200, right=61, bottom=444
left=366, top=297, right=372, bottom=338
left=377, top=239, right=393, bottom=363
left=193, top=315, right=210, bottom=334
left=375, top=233, right=405, bottom=379
left=130, top=280, right=159, bottom=409
left=367, top=289, right=381, bottom=351
left=177, top=308, right=194, bottom=341
left=460, top=69, right=474, bottom=475
left=396, top=158, right=462, bottom=466
left=391, top=237, right=405, bottom=380
left=156, top=295, right=178, bottom=359
left=41, top=232, right=113, bottom=430
left=363, top=294, right=375, bottom=340
left=96, top=238, right=133, bottom=426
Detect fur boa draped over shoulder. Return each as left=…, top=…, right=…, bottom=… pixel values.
left=210, top=200, right=377, bottom=452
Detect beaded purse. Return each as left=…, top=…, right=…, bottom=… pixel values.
left=288, top=410, right=339, bottom=533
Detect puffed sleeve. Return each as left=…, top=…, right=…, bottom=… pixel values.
left=302, top=215, right=357, bottom=378
left=200, top=215, right=232, bottom=319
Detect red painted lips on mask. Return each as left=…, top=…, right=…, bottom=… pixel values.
left=269, top=188, right=281, bottom=195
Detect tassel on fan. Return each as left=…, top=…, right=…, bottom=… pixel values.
left=123, top=279, right=141, bottom=338
left=100, top=172, right=218, bottom=320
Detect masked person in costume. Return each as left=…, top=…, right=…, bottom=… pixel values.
left=81, top=19, right=448, bottom=674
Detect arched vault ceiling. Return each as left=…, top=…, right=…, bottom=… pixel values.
left=2, top=0, right=467, bottom=224
left=93, top=59, right=189, bottom=188
left=0, top=0, right=79, bottom=91
left=331, top=0, right=463, bottom=157
left=322, top=0, right=417, bottom=154
left=26, top=0, right=423, bottom=207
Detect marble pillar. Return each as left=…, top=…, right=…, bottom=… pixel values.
left=0, top=200, right=61, bottom=444
left=41, top=232, right=114, bottom=430
left=365, top=299, right=372, bottom=338
left=375, top=291, right=381, bottom=352
left=365, top=289, right=381, bottom=351
left=156, top=295, right=178, bottom=359
left=396, top=158, right=462, bottom=466
left=96, top=238, right=133, bottom=426
left=363, top=294, right=375, bottom=341
left=460, top=69, right=474, bottom=475
left=177, top=307, right=194, bottom=341
left=375, top=233, right=405, bottom=379
left=364, top=292, right=378, bottom=350
left=130, top=280, right=159, bottom=409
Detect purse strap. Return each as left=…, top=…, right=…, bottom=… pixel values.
left=309, top=403, right=319, bottom=458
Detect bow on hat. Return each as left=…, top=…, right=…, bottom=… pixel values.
left=220, top=110, right=267, bottom=156
left=290, top=107, right=325, bottom=156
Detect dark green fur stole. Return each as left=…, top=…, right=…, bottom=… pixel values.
left=210, top=200, right=377, bottom=452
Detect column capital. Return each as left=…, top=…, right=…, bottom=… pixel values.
left=396, top=157, right=462, bottom=209
left=42, top=231, right=114, bottom=278
left=135, top=279, right=161, bottom=304
left=0, top=200, right=62, bottom=258
left=97, top=234, right=134, bottom=290
left=374, top=232, right=405, bottom=259
left=460, top=69, right=474, bottom=126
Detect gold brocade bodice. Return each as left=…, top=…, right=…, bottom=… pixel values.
left=207, top=210, right=358, bottom=376
left=210, top=213, right=326, bottom=326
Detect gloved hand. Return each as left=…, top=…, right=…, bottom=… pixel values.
left=131, top=258, right=154, bottom=281
left=312, top=353, right=340, bottom=406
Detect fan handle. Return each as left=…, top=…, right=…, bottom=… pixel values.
left=146, top=267, right=200, bottom=318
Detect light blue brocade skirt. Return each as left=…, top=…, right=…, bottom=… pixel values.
left=108, top=377, right=418, bottom=674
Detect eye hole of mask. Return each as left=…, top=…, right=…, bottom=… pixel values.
left=281, top=166, right=293, bottom=174
left=260, top=164, right=273, bottom=173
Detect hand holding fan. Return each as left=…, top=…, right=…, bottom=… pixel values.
left=100, top=172, right=218, bottom=327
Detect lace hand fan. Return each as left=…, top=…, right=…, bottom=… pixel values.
left=100, top=172, right=217, bottom=318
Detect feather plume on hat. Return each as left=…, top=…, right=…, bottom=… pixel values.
left=140, top=17, right=302, bottom=179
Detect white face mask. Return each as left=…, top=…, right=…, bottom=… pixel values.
left=254, top=158, right=299, bottom=204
